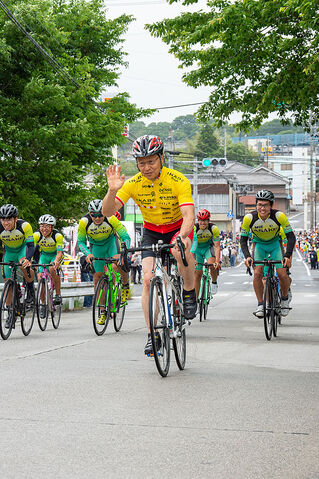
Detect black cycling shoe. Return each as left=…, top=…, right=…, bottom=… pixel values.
left=39, top=304, right=47, bottom=319
left=53, top=294, right=62, bottom=305
left=183, top=289, right=197, bottom=319
left=144, top=333, right=161, bottom=356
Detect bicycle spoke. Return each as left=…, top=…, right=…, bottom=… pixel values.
left=149, top=278, right=170, bottom=377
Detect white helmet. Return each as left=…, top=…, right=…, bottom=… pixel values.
left=38, top=214, right=56, bottom=226
left=88, top=199, right=103, bottom=214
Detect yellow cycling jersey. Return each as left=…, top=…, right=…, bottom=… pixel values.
left=116, top=166, right=194, bottom=233
left=0, top=219, right=34, bottom=250
left=195, top=222, right=220, bottom=245
left=241, top=209, right=293, bottom=243
left=33, top=230, right=64, bottom=254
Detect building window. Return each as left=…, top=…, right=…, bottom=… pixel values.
left=281, top=163, right=292, bottom=170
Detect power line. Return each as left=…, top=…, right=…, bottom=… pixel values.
left=156, top=101, right=206, bottom=110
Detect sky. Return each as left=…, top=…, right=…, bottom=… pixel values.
left=104, top=0, right=212, bottom=125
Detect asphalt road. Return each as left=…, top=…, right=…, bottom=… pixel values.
left=0, top=257, right=318, bottom=479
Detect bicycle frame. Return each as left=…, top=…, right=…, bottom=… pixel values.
left=198, top=263, right=213, bottom=304
left=152, top=254, right=185, bottom=340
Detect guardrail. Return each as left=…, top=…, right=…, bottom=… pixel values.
left=0, top=281, right=94, bottom=311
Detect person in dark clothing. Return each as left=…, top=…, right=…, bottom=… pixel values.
left=309, top=248, right=318, bottom=270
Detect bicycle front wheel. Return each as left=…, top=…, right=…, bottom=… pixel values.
left=0, top=280, right=15, bottom=340
left=36, top=279, right=49, bottom=331
left=149, top=278, right=170, bottom=377
left=51, top=303, right=62, bottom=329
left=172, top=289, right=186, bottom=370
left=21, top=285, right=35, bottom=336
left=263, top=278, right=273, bottom=340
left=92, top=276, right=111, bottom=336
left=113, top=285, right=125, bottom=332
left=204, top=280, right=211, bottom=321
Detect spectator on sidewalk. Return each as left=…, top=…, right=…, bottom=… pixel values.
left=130, top=252, right=142, bottom=284
left=310, top=247, right=318, bottom=270
left=79, top=254, right=93, bottom=307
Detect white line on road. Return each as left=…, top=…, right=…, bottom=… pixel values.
left=296, top=248, right=311, bottom=276
left=223, top=282, right=235, bottom=285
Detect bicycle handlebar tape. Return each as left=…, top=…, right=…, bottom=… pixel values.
left=176, top=236, right=188, bottom=267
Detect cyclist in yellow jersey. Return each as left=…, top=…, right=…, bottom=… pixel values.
left=33, top=214, right=64, bottom=309
left=0, top=204, right=35, bottom=322
left=240, top=190, right=296, bottom=318
left=102, top=135, right=197, bottom=356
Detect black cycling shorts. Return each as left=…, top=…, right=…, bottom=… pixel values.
left=141, top=227, right=180, bottom=260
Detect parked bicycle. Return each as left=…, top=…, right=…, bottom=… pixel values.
left=121, top=238, right=189, bottom=377
left=33, top=263, right=62, bottom=330
left=197, top=262, right=214, bottom=322
left=92, top=257, right=127, bottom=336
left=0, top=262, right=35, bottom=339
left=252, top=257, right=284, bottom=340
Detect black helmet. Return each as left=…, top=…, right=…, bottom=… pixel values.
left=0, top=204, right=18, bottom=218
left=256, top=190, right=274, bottom=204
left=132, top=135, right=164, bottom=158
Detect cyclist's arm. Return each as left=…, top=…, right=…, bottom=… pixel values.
left=24, top=222, right=35, bottom=261
left=179, top=204, right=195, bottom=240
left=102, top=165, right=126, bottom=217
left=109, top=216, right=131, bottom=248
left=284, top=231, right=296, bottom=258
left=77, top=218, right=91, bottom=256
left=214, top=241, right=221, bottom=264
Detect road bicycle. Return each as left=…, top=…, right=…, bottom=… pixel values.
left=254, top=257, right=284, bottom=340
left=197, top=262, right=214, bottom=322
left=33, top=263, right=62, bottom=330
left=121, top=238, right=189, bottom=377
left=92, top=257, right=127, bottom=336
left=0, top=261, right=35, bottom=339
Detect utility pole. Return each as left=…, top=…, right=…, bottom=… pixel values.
left=224, top=128, right=227, bottom=158
left=232, top=188, right=237, bottom=239
left=193, top=159, right=198, bottom=213
left=309, top=111, right=314, bottom=229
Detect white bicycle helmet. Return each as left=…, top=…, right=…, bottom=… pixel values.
left=88, top=199, right=103, bottom=214
left=38, top=214, right=56, bottom=226
left=0, top=204, right=18, bottom=218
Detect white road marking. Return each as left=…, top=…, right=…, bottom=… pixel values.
left=296, top=248, right=311, bottom=276
left=223, top=282, right=235, bottom=285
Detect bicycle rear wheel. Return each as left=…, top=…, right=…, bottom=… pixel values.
left=21, top=284, right=35, bottom=336
left=172, top=289, right=186, bottom=370
left=263, top=278, right=273, bottom=340
left=0, top=280, right=15, bottom=340
left=92, top=276, right=111, bottom=336
left=113, top=285, right=125, bottom=332
left=149, top=278, right=170, bottom=377
left=36, top=279, right=49, bottom=331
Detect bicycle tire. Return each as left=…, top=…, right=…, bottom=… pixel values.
left=51, top=303, right=62, bottom=329
left=36, top=279, right=49, bottom=331
left=149, top=277, right=170, bottom=377
left=272, top=279, right=280, bottom=337
left=204, top=280, right=211, bottom=321
left=263, top=278, right=273, bottom=340
left=199, top=277, right=205, bottom=322
left=113, top=285, right=125, bottom=332
left=0, top=280, right=15, bottom=340
left=172, top=288, right=186, bottom=370
left=21, top=284, right=35, bottom=336
left=92, top=276, right=111, bottom=336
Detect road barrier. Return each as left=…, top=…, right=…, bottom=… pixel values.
left=0, top=281, right=94, bottom=311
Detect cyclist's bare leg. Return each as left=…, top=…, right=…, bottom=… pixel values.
left=141, top=256, right=154, bottom=333
left=112, top=255, right=129, bottom=285
left=253, top=265, right=264, bottom=303
left=49, top=266, right=61, bottom=295
left=194, top=269, right=203, bottom=297
left=208, top=256, right=218, bottom=282
left=171, top=238, right=195, bottom=290
left=276, top=268, right=290, bottom=297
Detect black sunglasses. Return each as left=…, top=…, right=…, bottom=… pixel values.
left=91, top=213, right=103, bottom=218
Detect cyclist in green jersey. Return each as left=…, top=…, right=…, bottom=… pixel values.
left=194, top=209, right=221, bottom=297
left=0, top=204, right=35, bottom=310
left=240, top=190, right=296, bottom=318
left=77, top=199, right=131, bottom=325
left=34, top=215, right=64, bottom=311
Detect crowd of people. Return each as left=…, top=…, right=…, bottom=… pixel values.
left=295, top=229, right=319, bottom=269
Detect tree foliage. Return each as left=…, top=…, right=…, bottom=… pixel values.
left=147, top=0, right=319, bottom=131
left=0, top=0, right=146, bottom=225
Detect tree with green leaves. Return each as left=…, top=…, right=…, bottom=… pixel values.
left=195, top=123, right=219, bottom=158
left=0, top=0, right=146, bottom=226
left=147, top=0, right=319, bottom=131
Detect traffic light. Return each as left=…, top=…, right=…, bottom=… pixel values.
left=202, top=157, right=228, bottom=168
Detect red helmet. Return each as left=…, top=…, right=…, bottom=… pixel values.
left=132, top=135, right=164, bottom=158
left=115, top=211, right=121, bottom=220
left=197, top=209, right=210, bottom=220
